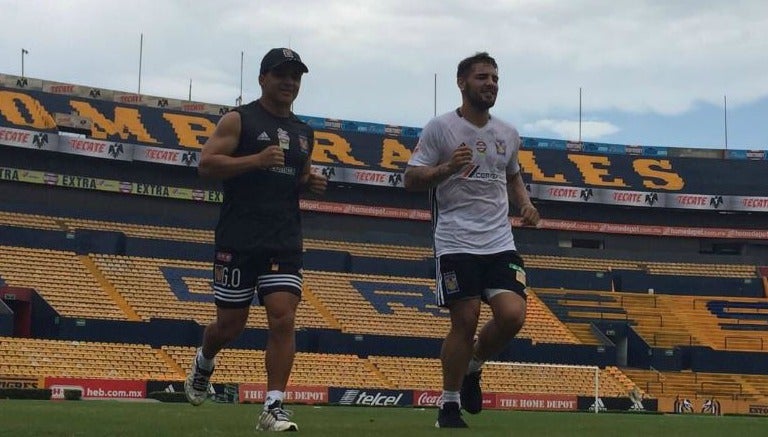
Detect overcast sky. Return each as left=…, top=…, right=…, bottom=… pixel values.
left=2, top=0, right=767, bottom=149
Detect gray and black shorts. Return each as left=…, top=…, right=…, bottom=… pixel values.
left=435, top=250, right=527, bottom=307
left=212, top=247, right=303, bottom=308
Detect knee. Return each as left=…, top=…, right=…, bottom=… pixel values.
left=497, top=309, right=526, bottom=336
left=268, top=310, right=296, bottom=333
left=450, top=309, right=480, bottom=340
left=216, top=316, right=247, bottom=340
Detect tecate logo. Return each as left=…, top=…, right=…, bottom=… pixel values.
left=339, top=390, right=403, bottom=406
left=417, top=392, right=442, bottom=406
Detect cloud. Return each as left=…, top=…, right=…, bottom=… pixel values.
left=523, top=119, right=620, bottom=141
left=0, top=0, right=766, bottom=141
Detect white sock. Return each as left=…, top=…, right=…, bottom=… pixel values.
left=265, top=390, right=284, bottom=409
left=196, top=349, right=215, bottom=371
left=442, top=390, right=460, bottom=407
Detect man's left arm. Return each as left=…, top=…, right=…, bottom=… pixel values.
left=507, top=171, right=539, bottom=226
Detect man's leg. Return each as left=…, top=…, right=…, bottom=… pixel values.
left=436, top=298, right=479, bottom=428
left=475, top=291, right=527, bottom=361
left=185, top=306, right=249, bottom=406
left=257, top=290, right=300, bottom=432
left=442, top=298, right=481, bottom=393
left=263, top=290, right=300, bottom=393
left=202, top=306, right=250, bottom=358
left=460, top=291, right=526, bottom=414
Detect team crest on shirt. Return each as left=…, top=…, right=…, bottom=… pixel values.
left=277, top=128, right=290, bottom=150
left=475, top=140, right=487, bottom=154
left=443, top=271, right=460, bottom=294
left=299, top=135, right=309, bottom=153
left=495, top=140, right=506, bottom=155
left=214, top=265, right=225, bottom=284
left=216, top=251, right=233, bottom=263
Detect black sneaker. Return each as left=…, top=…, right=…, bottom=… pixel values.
left=461, top=370, right=483, bottom=414
left=435, top=401, right=468, bottom=428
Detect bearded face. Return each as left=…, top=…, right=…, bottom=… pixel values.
left=459, top=62, right=499, bottom=110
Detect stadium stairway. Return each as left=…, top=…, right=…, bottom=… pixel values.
left=534, top=289, right=628, bottom=345
left=80, top=255, right=141, bottom=321
left=91, top=254, right=332, bottom=329
left=0, top=246, right=128, bottom=320
left=616, top=293, right=705, bottom=348
left=535, top=289, right=719, bottom=349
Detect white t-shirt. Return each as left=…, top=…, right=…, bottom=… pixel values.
left=408, top=109, right=521, bottom=257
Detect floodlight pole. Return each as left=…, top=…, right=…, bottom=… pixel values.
left=238, top=51, right=244, bottom=106
left=138, top=33, right=144, bottom=96
left=434, top=73, right=437, bottom=117
left=579, top=87, right=582, bottom=143
left=724, top=95, right=728, bottom=150
left=21, top=48, right=29, bottom=78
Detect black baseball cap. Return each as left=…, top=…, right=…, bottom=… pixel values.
left=260, top=48, right=309, bottom=75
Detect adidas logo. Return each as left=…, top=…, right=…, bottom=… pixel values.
left=257, top=132, right=271, bottom=141
left=589, top=398, right=607, bottom=412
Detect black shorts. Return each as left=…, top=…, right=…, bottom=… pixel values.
left=212, top=247, right=303, bottom=308
left=435, top=250, right=527, bottom=307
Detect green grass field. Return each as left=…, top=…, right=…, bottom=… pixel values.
left=0, top=400, right=765, bottom=436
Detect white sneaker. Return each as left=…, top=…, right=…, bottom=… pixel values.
left=257, top=401, right=299, bottom=432
left=184, top=348, right=214, bottom=406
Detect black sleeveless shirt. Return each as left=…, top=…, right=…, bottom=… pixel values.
left=214, top=100, right=314, bottom=251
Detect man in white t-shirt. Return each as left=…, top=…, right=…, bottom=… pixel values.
left=404, top=52, right=540, bottom=428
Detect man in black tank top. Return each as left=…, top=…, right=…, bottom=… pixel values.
left=184, top=48, right=326, bottom=432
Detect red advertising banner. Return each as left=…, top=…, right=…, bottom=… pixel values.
left=0, top=126, right=57, bottom=150
left=45, top=377, right=146, bottom=400
left=412, top=390, right=496, bottom=409
left=493, top=393, right=577, bottom=411
left=534, top=218, right=768, bottom=240
left=238, top=383, right=328, bottom=405
left=59, top=136, right=132, bottom=161
left=299, top=199, right=431, bottom=221
left=413, top=390, right=442, bottom=407
left=482, top=393, right=498, bottom=410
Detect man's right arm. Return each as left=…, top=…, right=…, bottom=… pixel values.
left=404, top=143, right=473, bottom=191
left=198, top=111, right=284, bottom=180
left=403, top=163, right=455, bottom=191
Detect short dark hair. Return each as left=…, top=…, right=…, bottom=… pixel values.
left=457, top=52, right=497, bottom=79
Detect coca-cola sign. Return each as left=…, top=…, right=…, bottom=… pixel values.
left=414, top=390, right=443, bottom=407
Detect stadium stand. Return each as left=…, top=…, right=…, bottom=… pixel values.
left=90, top=253, right=332, bottom=329
left=0, top=336, right=179, bottom=380
left=3, top=74, right=768, bottom=414
left=0, top=246, right=128, bottom=320
left=369, top=355, right=634, bottom=396
left=163, top=346, right=389, bottom=388
left=620, top=368, right=768, bottom=401
left=304, top=270, right=580, bottom=344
